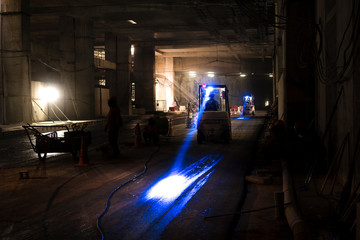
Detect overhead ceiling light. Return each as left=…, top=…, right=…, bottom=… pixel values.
left=269, top=73, right=273, bottom=78
left=131, top=44, right=135, bottom=56
left=207, top=72, right=215, bottom=78
left=240, top=73, right=247, bottom=77
left=189, top=71, right=197, bottom=78
left=128, top=20, right=137, bottom=25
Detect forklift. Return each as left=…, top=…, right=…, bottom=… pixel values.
left=197, top=84, right=232, bottom=144
left=243, top=94, right=255, bottom=116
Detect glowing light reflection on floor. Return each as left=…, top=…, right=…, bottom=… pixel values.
left=147, top=169, right=215, bottom=239
left=145, top=154, right=222, bottom=202
left=131, top=154, right=222, bottom=240
left=146, top=175, right=188, bottom=202
left=236, top=116, right=250, bottom=120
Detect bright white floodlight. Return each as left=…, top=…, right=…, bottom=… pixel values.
left=39, top=86, right=59, bottom=103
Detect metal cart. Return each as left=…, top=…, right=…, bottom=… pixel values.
left=23, top=123, right=91, bottom=161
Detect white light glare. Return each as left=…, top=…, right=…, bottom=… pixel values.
left=39, top=87, right=59, bottom=102
left=240, top=73, right=247, bottom=77
left=146, top=175, right=189, bottom=202
left=269, top=73, right=273, bottom=78
left=189, top=71, right=197, bottom=78
left=128, top=20, right=137, bottom=24
left=265, top=100, right=270, bottom=107
left=205, top=86, right=214, bottom=96
left=207, top=72, right=215, bottom=78
left=131, top=45, right=135, bottom=56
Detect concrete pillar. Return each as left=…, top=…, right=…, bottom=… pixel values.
left=105, top=32, right=117, bottom=62
left=106, top=35, right=131, bottom=115
left=134, top=44, right=155, bottom=112
left=116, top=39, right=132, bottom=115
left=164, top=57, right=174, bottom=110
left=104, top=32, right=116, bottom=114
left=60, top=16, right=77, bottom=119
left=106, top=32, right=117, bottom=98
left=105, top=37, right=132, bottom=115
left=74, top=18, right=94, bottom=119
left=0, top=0, right=31, bottom=124
left=60, top=16, right=94, bottom=120
left=155, top=56, right=174, bottom=111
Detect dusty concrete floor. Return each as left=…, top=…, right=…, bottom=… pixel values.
left=0, top=112, right=298, bottom=240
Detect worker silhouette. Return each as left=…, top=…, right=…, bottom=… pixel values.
left=105, top=96, right=123, bottom=158
left=205, top=93, right=219, bottom=111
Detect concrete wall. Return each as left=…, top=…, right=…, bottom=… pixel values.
left=0, top=0, right=32, bottom=124
left=315, top=0, right=359, bottom=185
left=353, top=36, right=360, bottom=184
left=274, top=0, right=286, bottom=120
left=274, top=0, right=360, bottom=185
left=31, top=16, right=95, bottom=121
left=285, top=0, right=315, bottom=130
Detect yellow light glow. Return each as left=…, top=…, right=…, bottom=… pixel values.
left=128, top=20, right=137, bottom=25
left=189, top=71, right=197, bottom=78
left=166, top=85, right=173, bottom=111
left=131, top=45, right=135, bottom=56
left=39, top=86, right=59, bottom=103
left=207, top=72, right=215, bottom=78
left=240, top=73, right=247, bottom=77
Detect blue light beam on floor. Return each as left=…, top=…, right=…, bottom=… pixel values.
left=118, top=155, right=222, bottom=240
left=144, top=169, right=216, bottom=240
left=171, top=88, right=209, bottom=172
left=145, top=154, right=222, bottom=203
left=129, top=154, right=222, bottom=240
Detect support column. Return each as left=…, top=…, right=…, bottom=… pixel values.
left=134, top=44, right=155, bottom=112
left=105, top=32, right=116, bottom=103
left=106, top=33, right=131, bottom=115
left=115, top=38, right=131, bottom=115
left=60, top=17, right=94, bottom=120
left=0, top=0, right=31, bottom=124
left=106, top=35, right=132, bottom=116
left=164, top=57, right=174, bottom=111
left=60, top=16, right=77, bottom=119
left=74, top=18, right=94, bottom=119
left=155, top=56, right=174, bottom=111
left=103, top=32, right=116, bottom=116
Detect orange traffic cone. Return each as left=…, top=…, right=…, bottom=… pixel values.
left=135, top=123, right=142, bottom=148
left=168, top=118, right=174, bottom=136
left=76, top=135, right=88, bottom=166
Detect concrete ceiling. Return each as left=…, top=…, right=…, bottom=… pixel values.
left=29, top=0, right=274, bottom=63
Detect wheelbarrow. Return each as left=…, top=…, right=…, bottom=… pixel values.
left=23, top=123, right=91, bottom=161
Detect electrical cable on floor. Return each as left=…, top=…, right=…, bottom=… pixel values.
left=203, top=202, right=293, bottom=220
left=96, top=146, right=161, bottom=240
